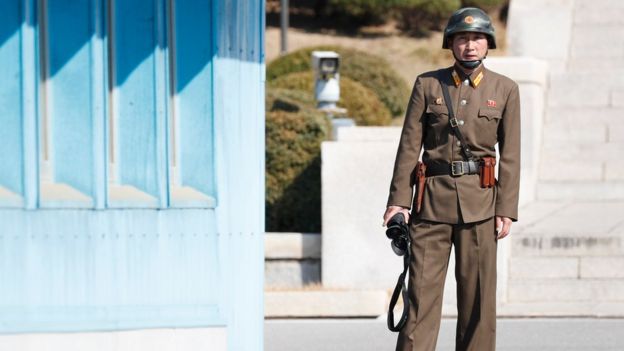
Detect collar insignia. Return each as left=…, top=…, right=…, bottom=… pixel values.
left=451, top=70, right=461, bottom=87
left=452, top=69, right=484, bottom=88
left=473, top=71, right=484, bottom=87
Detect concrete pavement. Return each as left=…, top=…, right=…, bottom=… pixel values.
left=266, top=318, right=624, bottom=351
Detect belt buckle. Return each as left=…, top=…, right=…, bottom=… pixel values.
left=451, top=161, right=464, bottom=176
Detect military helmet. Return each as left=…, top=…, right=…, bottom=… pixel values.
left=442, top=7, right=496, bottom=49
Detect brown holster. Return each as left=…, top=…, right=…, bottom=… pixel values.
left=415, top=162, right=427, bottom=213
left=480, top=157, right=496, bottom=188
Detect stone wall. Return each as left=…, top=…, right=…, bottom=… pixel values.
left=508, top=0, right=624, bottom=199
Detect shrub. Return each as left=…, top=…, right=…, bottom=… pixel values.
left=395, top=0, right=460, bottom=36
left=265, top=73, right=390, bottom=232
left=461, top=0, right=507, bottom=11
left=269, top=71, right=392, bottom=126
left=266, top=87, right=316, bottom=112
left=269, top=71, right=315, bottom=91
left=323, top=0, right=506, bottom=36
left=267, top=45, right=409, bottom=118
left=326, top=0, right=392, bottom=25
left=325, top=0, right=463, bottom=35
left=266, top=47, right=317, bottom=81
left=266, top=88, right=331, bottom=232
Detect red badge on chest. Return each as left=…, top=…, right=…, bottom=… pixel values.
left=487, top=99, right=497, bottom=108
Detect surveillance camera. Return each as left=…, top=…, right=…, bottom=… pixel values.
left=311, top=51, right=343, bottom=111
left=319, top=57, right=339, bottom=75
left=312, top=51, right=340, bottom=77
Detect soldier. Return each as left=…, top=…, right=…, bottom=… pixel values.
left=383, top=7, right=520, bottom=351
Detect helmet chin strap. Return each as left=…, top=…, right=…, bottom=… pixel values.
left=458, top=59, right=482, bottom=69
left=453, top=50, right=488, bottom=70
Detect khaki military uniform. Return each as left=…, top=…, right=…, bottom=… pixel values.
left=387, top=64, right=521, bottom=351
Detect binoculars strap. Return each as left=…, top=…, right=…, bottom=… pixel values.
left=387, top=245, right=410, bottom=332
left=439, top=73, right=479, bottom=162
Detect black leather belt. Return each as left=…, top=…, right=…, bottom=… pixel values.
left=426, top=161, right=480, bottom=177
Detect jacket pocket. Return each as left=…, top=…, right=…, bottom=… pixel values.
left=477, top=107, right=502, bottom=145
left=477, top=107, right=502, bottom=121
left=426, top=104, right=449, bottom=117
left=426, top=104, right=449, bottom=127
left=425, top=104, right=449, bottom=147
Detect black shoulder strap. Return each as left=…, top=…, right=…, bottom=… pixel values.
left=387, top=247, right=410, bottom=332
left=438, top=73, right=478, bottom=162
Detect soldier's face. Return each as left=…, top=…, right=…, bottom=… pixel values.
left=451, top=32, right=489, bottom=61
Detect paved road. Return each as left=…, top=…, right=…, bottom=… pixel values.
left=266, top=318, right=624, bottom=351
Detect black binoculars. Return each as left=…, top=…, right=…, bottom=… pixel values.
left=385, top=213, right=409, bottom=256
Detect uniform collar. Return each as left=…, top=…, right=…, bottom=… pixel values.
left=451, top=64, right=485, bottom=88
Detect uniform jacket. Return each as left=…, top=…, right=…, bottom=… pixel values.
left=387, top=64, right=521, bottom=224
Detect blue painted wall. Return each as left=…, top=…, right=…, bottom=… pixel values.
left=0, top=1, right=26, bottom=198
left=0, top=0, right=264, bottom=350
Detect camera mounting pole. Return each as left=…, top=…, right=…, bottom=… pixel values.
left=280, top=0, right=289, bottom=55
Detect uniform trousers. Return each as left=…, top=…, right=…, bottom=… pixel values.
left=396, top=217, right=497, bottom=351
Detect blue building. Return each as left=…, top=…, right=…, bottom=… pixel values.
left=0, top=0, right=265, bottom=350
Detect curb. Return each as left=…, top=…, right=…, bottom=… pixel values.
left=265, top=290, right=388, bottom=318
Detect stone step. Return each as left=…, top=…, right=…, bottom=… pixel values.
left=570, top=24, right=624, bottom=59
left=509, top=257, right=579, bottom=279
left=538, top=161, right=603, bottom=182
left=546, top=106, right=624, bottom=126
left=265, top=232, right=321, bottom=260
left=539, top=141, right=624, bottom=163
left=512, top=200, right=624, bottom=254
left=265, top=260, right=321, bottom=289
left=265, top=290, right=388, bottom=318
left=550, top=71, right=624, bottom=85
left=508, top=279, right=624, bottom=303
left=548, top=73, right=624, bottom=107
left=265, top=232, right=321, bottom=289
left=265, top=289, right=624, bottom=317
left=509, top=256, right=624, bottom=279
left=512, top=232, right=624, bottom=257
left=265, top=290, right=624, bottom=318
left=574, top=0, right=624, bottom=25
left=537, top=181, right=624, bottom=200
left=568, top=58, right=624, bottom=72
left=264, top=290, right=624, bottom=320
left=516, top=201, right=624, bottom=232
left=541, top=121, right=608, bottom=147
left=538, top=139, right=624, bottom=180
left=497, top=302, right=624, bottom=317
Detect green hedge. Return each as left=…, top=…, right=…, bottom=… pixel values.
left=266, top=46, right=402, bottom=232
left=267, top=45, right=409, bottom=118
left=326, top=0, right=459, bottom=34
left=266, top=88, right=331, bottom=232
left=461, top=0, right=507, bottom=11
left=269, top=71, right=392, bottom=126
left=265, top=73, right=391, bottom=231
left=319, top=0, right=506, bottom=36
left=326, top=0, right=392, bottom=24
left=395, top=0, right=460, bottom=35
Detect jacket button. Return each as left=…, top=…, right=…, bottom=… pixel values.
left=456, top=140, right=461, bottom=147
left=458, top=120, right=465, bottom=126
left=460, top=99, right=467, bottom=106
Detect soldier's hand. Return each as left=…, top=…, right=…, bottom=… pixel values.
left=495, top=216, right=512, bottom=239
left=383, top=206, right=410, bottom=227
